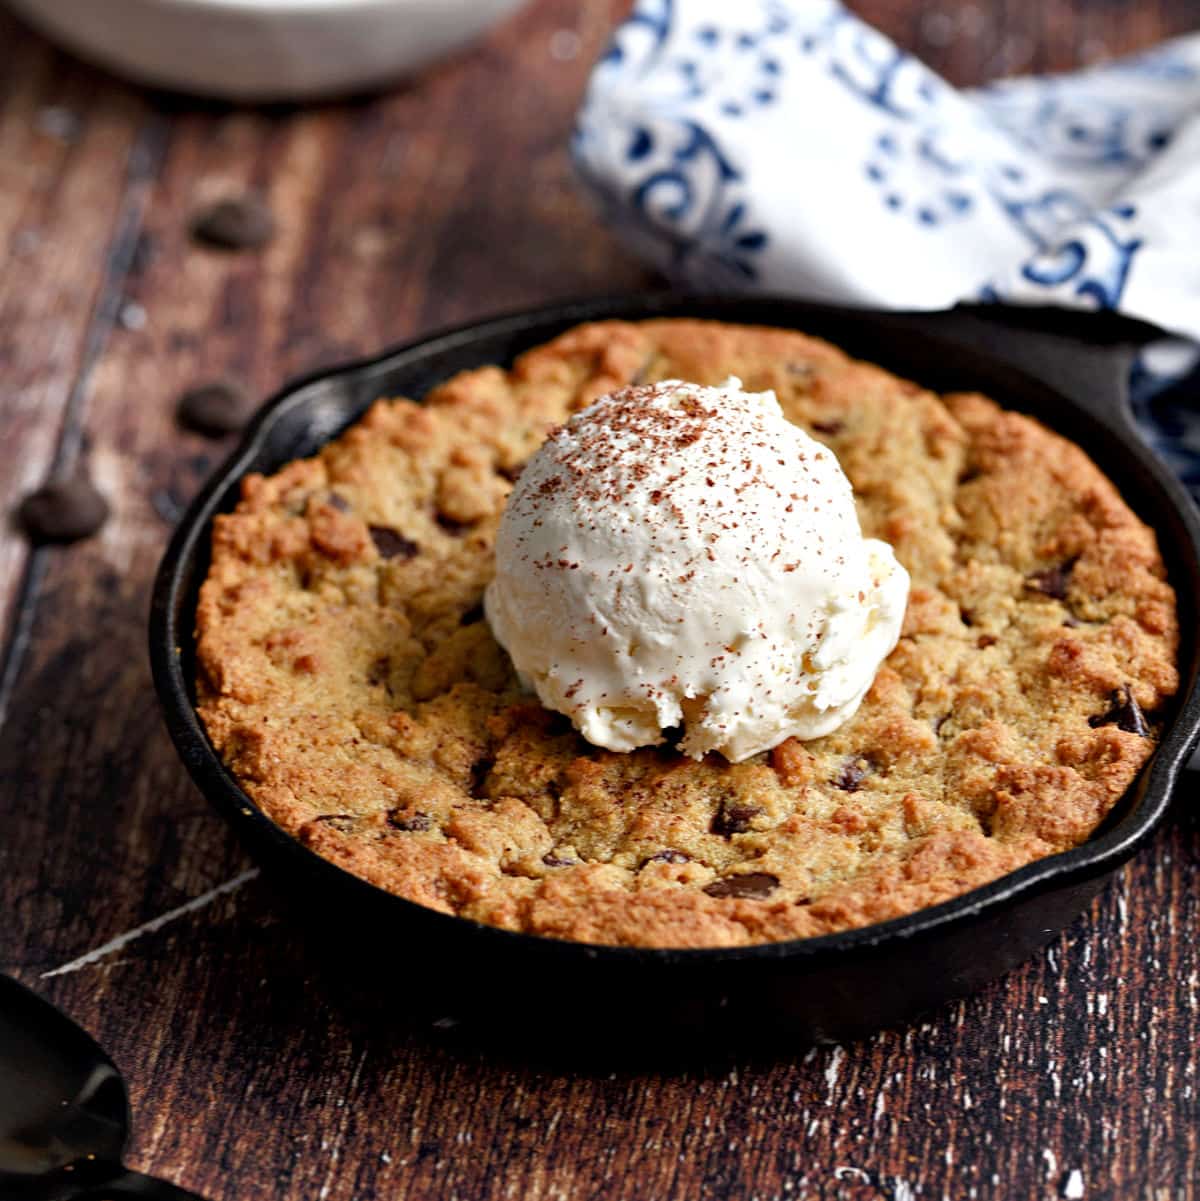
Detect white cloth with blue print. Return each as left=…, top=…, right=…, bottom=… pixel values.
left=573, top=0, right=1200, bottom=339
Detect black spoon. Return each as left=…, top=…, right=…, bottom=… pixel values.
left=0, top=975, right=206, bottom=1200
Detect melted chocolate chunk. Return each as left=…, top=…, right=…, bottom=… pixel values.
left=1089, top=685, right=1152, bottom=737
left=703, top=872, right=780, bottom=900
left=1025, top=557, right=1077, bottom=601
left=19, top=472, right=109, bottom=543
left=460, top=601, right=485, bottom=625
left=645, top=849, right=690, bottom=866
left=369, top=526, right=420, bottom=560
left=190, top=195, right=275, bottom=251
left=177, top=380, right=253, bottom=436
left=311, top=814, right=355, bottom=833
left=811, top=419, right=845, bottom=436
left=499, top=462, right=527, bottom=484
left=655, top=724, right=686, bottom=752
left=833, top=757, right=870, bottom=792
left=367, top=657, right=390, bottom=687
left=542, top=852, right=578, bottom=867
left=387, top=811, right=432, bottom=832
left=711, top=801, right=762, bottom=837
left=469, top=754, right=494, bottom=797
left=435, top=512, right=469, bottom=536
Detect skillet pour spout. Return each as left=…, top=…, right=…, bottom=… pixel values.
left=149, top=295, right=1200, bottom=1044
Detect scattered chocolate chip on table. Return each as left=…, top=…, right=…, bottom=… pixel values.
left=18, top=472, right=109, bottom=543
left=176, top=380, right=253, bottom=436
left=189, top=196, right=276, bottom=251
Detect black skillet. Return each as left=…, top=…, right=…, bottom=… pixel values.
left=149, top=295, right=1200, bottom=1045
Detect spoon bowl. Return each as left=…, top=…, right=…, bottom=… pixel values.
left=0, top=976, right=205, bottom=1201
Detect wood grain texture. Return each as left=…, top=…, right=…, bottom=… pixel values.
left=0, top=2, right=1197, bottom=1199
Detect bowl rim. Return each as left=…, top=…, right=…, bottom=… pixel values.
left=149, top=291, right=1200, bottom=966
left=61, top=0, right=511, bottom=12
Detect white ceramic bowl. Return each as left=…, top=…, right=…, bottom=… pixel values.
left=8, top=0, right=527, bottom=101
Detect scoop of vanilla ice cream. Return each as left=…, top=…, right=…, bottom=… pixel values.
left=484, top=378, right=909, bottom=762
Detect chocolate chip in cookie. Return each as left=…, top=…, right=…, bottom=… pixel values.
left=460, top=601, right=486, bottom=625
left=435, top=512, right=469, bottom=536
left=387, top=811, right=432, bottom=832
left=645, top=849, right=690, bottom=865
left=1089, top=685, right=1151, bottom=737
left=1025, top=557, right=1077, bottom=601
left=811, top=419, right=845, bottom=436
left=703, top=872, right=780, bottom=900
left=711, top=801, right=761, bottom=837
left=833, top=757, right=871, bottom=792
left=369, top=526, right=420, bottom=560
left=311, top=814, right=356, bottom=833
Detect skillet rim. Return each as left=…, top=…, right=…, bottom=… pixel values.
left=149, top=291, right=1200, bottom=966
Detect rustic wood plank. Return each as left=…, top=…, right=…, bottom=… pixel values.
left=0, top=22, right=159, bottom=686
left=860, top=0, right=1194, bottom=83
left=1, top=1, right=1197, bottom=1200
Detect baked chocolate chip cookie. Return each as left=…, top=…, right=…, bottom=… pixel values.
left=196, top=320, right=1179, bottom=948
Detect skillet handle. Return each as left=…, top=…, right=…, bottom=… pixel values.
left=907, top=303, right=1163, bottom=435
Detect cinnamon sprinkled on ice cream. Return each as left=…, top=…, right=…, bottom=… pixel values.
left=484, top=378, right=909, bottom=761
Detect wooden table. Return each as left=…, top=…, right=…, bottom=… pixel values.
left=2, top=2, right=1197, bottom=1198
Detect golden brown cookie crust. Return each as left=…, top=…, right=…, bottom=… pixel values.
left=196, top=319, right=1180, bottom=948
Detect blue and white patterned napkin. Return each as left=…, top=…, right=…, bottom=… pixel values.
left=572, top=0, right=1200, bottom=490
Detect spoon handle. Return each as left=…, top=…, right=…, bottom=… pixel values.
left=77, top=1166, right=210, bottom=1201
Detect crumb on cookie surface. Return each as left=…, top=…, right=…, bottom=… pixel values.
left=195, top=319, right=1179, bottom=948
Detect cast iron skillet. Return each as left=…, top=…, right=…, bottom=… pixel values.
left=149, top=295, right=1200, bottom=1045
